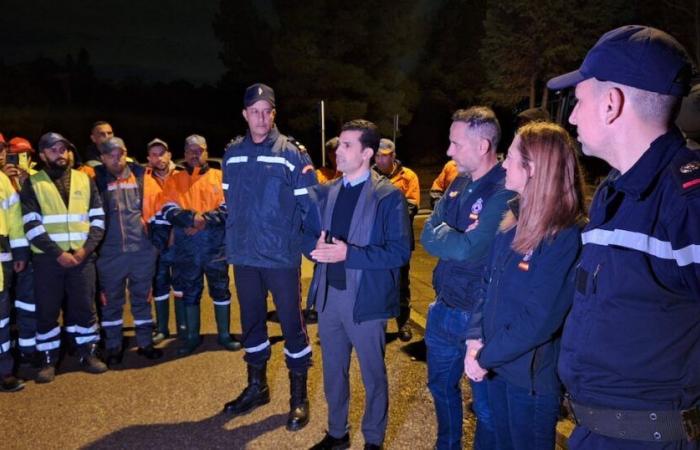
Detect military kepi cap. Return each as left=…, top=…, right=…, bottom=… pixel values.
left=38, top=132, right=76, bottom=152
left=244, top=83, right=275, bottom=108
left=547, top=25, right=693, bottom=96
left=98, top=136, right=127, bottom=154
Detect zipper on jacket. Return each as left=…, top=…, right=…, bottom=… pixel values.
left=116, top=181, right=127, bottom=252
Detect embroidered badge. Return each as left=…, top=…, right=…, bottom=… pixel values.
left=518, top=250, right=533, bottom=271
left=448, top=190, right=458, bottom=198
left=680, top=161, right=700, bottom=174
left=469, top=198, right=483, bottom=220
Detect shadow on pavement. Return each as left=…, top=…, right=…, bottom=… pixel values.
left=400, top=339, right=426, bottom=363
left=83, top=412, right=288, bottom=449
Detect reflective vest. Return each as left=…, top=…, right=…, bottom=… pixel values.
left=0, top=172, right=26, bottom=289
left=29, top=170, right=91, bottom=253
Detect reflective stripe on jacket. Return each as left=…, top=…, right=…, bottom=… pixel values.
left=28, top=170, right=91, bottom=253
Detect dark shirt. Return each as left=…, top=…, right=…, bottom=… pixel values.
left=327, top=180, right=365, bottom=290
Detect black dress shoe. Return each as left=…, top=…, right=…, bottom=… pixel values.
left=398, top=325, right=413, bottom=342
left=304, top=309, right=318, bottom=324
left=0, top=375, right=25, bottom=392
left=309, top=432, right=350, bottom=450
left=363, top=444, right=382, bottom=450
left=137, top=345, right=164, bottom=360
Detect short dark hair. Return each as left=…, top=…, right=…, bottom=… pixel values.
left=325, top=137, right=339, bottom=154
left=340, top=119, right=380, bottom=153
left=91, top=121, right=112, bottom=133
left=452, top=106, right=501, bottom=150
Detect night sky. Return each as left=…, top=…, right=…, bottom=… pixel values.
left=1, top=0, right=224, bottom=84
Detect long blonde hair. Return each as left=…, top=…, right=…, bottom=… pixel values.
left=502, top=122, right=585, bottom=254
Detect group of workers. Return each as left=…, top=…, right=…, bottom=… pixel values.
left=0, top=24, right=699, bottom=450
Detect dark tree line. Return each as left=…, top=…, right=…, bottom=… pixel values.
left=2, top=0, right=697, bottom=164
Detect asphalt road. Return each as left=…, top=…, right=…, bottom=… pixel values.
left=1, top=217, right=484, bottom=449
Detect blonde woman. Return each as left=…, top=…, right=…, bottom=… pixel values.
left=465, top=122, right=586, bottom=449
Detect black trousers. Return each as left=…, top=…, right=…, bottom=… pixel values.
left=33, top=253, right=99, bottom=354
left=233, top=265, right=311, bottom=371
left=0, top=262, right=12, bottom=375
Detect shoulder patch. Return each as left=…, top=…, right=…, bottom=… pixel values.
left=287, top=136, right=307, bottom=154
left=672, top=148, right=700, bottom=194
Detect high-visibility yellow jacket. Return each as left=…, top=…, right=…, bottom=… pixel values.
left=27, top=170, right=92, bottom=253
left=0, top=171, right=28, bottom=290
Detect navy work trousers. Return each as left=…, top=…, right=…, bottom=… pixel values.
left=233, top=265, right=310, bottom=371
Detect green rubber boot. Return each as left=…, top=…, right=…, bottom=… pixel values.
left=174, top=298, right=187, bottom=340
left=153, top=299, right=170, bottom=344
left=177, top=304, right=202, bottom=357
left=214, top=304, right=242, bottom=351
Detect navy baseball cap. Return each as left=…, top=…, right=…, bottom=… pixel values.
left=38, top=132, right=76, bottom=152
left=243, top=83, right=275, bottom=108
left=98, top=136, right=127, bottom=155
left=548, top=25, right=693, bottom=96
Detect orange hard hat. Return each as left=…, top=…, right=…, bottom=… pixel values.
left=9, top=137, right=34, bottom=154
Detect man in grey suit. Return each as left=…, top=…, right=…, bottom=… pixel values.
left=304, top=119, right=411, bottom=450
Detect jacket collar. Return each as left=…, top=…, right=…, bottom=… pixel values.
left=611, top=127, right=685, bottom=199
left=246, top=126, right=280, bottom=147
left=185, top=162, right=209, bottom=175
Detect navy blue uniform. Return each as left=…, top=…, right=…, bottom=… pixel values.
left=223, top=127, right=317, bottom=370
left=560, top=129, right=700, bottom=448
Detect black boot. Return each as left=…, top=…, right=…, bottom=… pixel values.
left=137, top=344, right=163, bottom=360
left=36, top=350, right=59, bottom=384
left=287, top=370, right=310, bottom=431
left=78, top=343, right=108, bottom=374
left=223, top=364, right=270, bottom=416
left=103, top=345, right=124, bottom=367
left=0, top=375, right=25, bottom=392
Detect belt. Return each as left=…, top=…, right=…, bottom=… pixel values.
left=565, top=396, right=700, bottom=442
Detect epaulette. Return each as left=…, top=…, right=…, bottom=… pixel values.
left=287, top=136, right=308, bottom=154
left=671, top=147, right=700, bottom=194
left=225, top=136, right=244, bottom=151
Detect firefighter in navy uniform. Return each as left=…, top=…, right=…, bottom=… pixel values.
left=94, top=137, right=163, bottom=365
left=20, top=132, right=107, bottom=383
left=222, top=83, right=317, bottom=432
left=547, top=26, right=700, bottom=448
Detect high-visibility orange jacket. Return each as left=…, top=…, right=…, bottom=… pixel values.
left=316, top=167, right=342, bottom=184
left=373, top=161, right=420, bottom=218
left=430, top=160, right=459, bottom=194
left=161, top=164, right=225, bottom=228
